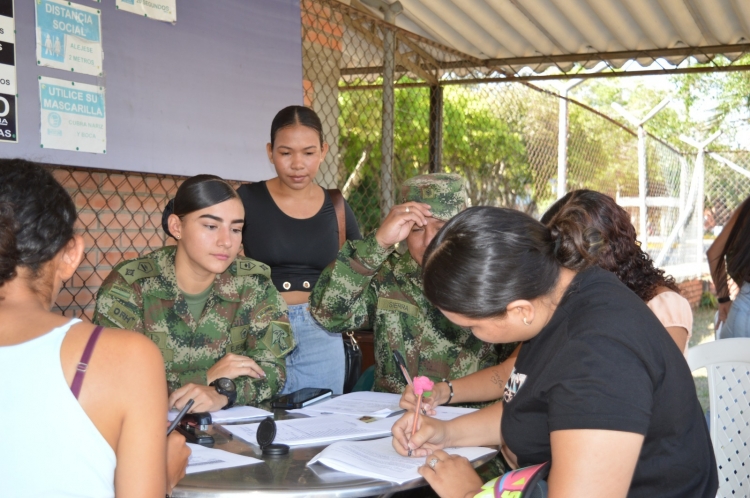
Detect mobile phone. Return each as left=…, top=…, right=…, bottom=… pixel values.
left=176, top=424, right=215, bottom=447
left=270, top=388, right=333, bottom=409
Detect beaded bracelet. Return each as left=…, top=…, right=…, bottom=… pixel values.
left=441, top=378, right=454, bottom=405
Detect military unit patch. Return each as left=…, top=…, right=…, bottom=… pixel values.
left=117, top=258, right=160, bottom=284
left=105, top=302, right=139, bottom=329
left=236, top=259, right=271, bottom=278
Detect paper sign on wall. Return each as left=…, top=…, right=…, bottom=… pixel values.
left=35, top=0, right=103, bottom=76
left=39, top=76, right=106, bottom=154
left=0, top=0, right=18, bottom=142
left=116, top=0, right=175, bottom=23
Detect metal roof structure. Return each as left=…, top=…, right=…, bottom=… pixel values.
left=347, top=0, right=750, bottom=80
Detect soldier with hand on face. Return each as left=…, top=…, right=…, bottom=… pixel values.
left=94, top=175, right=294, bottom=413
left=310, top=173, right=516, bottom=406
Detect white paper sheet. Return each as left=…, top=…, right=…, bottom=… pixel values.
left=224, top=415, right=393, bottom=446
left=289, top=392, right=403, bottom=417
left=356, top=405, right=479, bottom=433
left=168, top=405, right=273, bottom=423
left=308, top=437, right=496, bottom=484
left=185, top=443, right=262, bottom=474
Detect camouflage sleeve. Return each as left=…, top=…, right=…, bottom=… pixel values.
left=92, top=268, right=144, bottom=332
left=309, top=232, right=393, bottom=333
left=235, top=278, right=294, bottom=406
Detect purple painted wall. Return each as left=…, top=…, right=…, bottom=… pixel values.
left=1, top=0, right=303, bottom=181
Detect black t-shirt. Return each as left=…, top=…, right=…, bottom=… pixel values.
left=237, top=181, right=361, bottom=293
left=502, top=267, right=717, bottom=498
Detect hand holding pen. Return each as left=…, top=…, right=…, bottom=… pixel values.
left=167, top=398, right=194, bottom=435
left=393, top=350, right=428, bottom=415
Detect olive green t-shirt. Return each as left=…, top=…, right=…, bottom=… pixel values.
left=182, top=284, right=213, bottom=322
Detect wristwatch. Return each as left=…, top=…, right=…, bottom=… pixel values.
left=209, top=378, right=237, bottom=410
left=718, top=296, right=731, bottom=304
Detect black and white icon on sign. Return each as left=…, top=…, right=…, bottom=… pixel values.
left=0, top=93, right=17, bottom=142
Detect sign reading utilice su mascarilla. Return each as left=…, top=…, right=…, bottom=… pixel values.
left=39, top=76, right=106, bottom=154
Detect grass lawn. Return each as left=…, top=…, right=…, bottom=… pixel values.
left=690, top=306, right=717, bottom=413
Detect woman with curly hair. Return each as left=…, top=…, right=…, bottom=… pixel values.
left=540, top=189, right=691, bottom=353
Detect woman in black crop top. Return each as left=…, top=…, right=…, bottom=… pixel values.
left=237, top=106, right=361, bottom=395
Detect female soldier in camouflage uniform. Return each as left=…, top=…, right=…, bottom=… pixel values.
left=94, top=175, right=294, bottom=412
left=310, top=173, right=515, bottom=398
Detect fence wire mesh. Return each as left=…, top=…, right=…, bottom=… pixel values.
left=46, top=0, right=750, bottom=318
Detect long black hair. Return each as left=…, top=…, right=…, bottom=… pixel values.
left=0, top=159, right=77, bottom=287
left=270, top=105, right=324, bottom=148
left=422, top=206, right=560, bottom=318
left=161, top=175, right=239, bottom=238
left=724, top=196, right=750, bottom=284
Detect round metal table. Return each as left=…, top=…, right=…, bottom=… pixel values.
left=171, top=412, right=497, bottom=498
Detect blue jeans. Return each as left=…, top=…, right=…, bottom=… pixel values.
left=280, top=303, right=345, bottom=395
left=723, top=282, right=750, bottom=338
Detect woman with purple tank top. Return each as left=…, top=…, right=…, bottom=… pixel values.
left=0, top=159, right=190, bottom=497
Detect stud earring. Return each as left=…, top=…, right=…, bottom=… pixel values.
left=523, top=317, right=530, bottom=326
left=175, top=235, right=181, bottom=240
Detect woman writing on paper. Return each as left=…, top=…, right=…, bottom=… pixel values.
left=392, top=207, right=717, bottom=498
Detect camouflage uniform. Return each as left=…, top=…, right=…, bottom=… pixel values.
left=93, top=246, right=294, bottom=406
left=310, top=174, right=515, bottom=395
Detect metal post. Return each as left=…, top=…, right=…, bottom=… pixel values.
left=429, top=84, right=443, bottom=174
left=612, top=96, right=671, bottom=252
left=554, top=63, right=606, bottom=199
left=679, top=132, right=721, bottom=275
left=695, top=148, right=705, bottom=273
left=380, top=26, right=395, bottom=219
left=637, top=125, right=648, bottom=248
left=361, top=0, right=402, bottom=220
left=557, top=93, right=568, bottom=199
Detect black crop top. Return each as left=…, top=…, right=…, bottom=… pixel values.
left=237, top=181, right=362, bottom=293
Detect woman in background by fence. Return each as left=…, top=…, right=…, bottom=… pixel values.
left=238, top=106, right=361, bottom=395
left=709, top=194, right=750, bottom=337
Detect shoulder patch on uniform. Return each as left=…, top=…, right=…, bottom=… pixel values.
left=105, top=301, right=139, bottom=329
left=109, top=283, right=134, bottom=302
left=261, top=321, right=294, bottom=358
left=117, top=258, right=160, bottom=284
left=236, top=259, right=271, bottom=278
left=378, top=297, right=419, bottom=317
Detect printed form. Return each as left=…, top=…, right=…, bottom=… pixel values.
left=308, top=437, right=496, bottom=484
left=185, top=443, right=262, bottom=474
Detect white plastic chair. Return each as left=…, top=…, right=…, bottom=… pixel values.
left=688, top=338, right=750, bottom=498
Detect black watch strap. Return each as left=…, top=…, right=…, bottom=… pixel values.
left=718, top=296, right=731, bottom=304
left=209, top=378, right=237, bottom=410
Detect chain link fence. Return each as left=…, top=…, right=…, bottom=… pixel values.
left=45, top=0, right=750, bottom=318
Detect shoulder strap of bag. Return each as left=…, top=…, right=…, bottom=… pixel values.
left=328, top=188, right=346, bottom=249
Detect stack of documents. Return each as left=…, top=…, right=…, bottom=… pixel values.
left=185, top=443, right=262, bottom=474
left=308, top=437, right=496, bottom=484
left=224, top=414, right=394, bottom=446
left=168, top=405, right=273, bottom=424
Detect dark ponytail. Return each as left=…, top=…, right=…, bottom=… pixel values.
left=161, top=175, right=239, bottom=238
left=0, top=159, right=77, bottom=287
left=541, top=189, right=678, bottom=301
left=422, top=206, right=560, bottom=318
left=270, top=105, right=324, bottom=147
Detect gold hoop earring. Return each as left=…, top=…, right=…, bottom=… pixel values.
left=523, top=317, right=530, bottom=326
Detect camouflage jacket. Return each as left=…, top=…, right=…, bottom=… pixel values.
left=310, top=233, right=513, bottom=394
left=93, top=246, right=294, bottom=406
